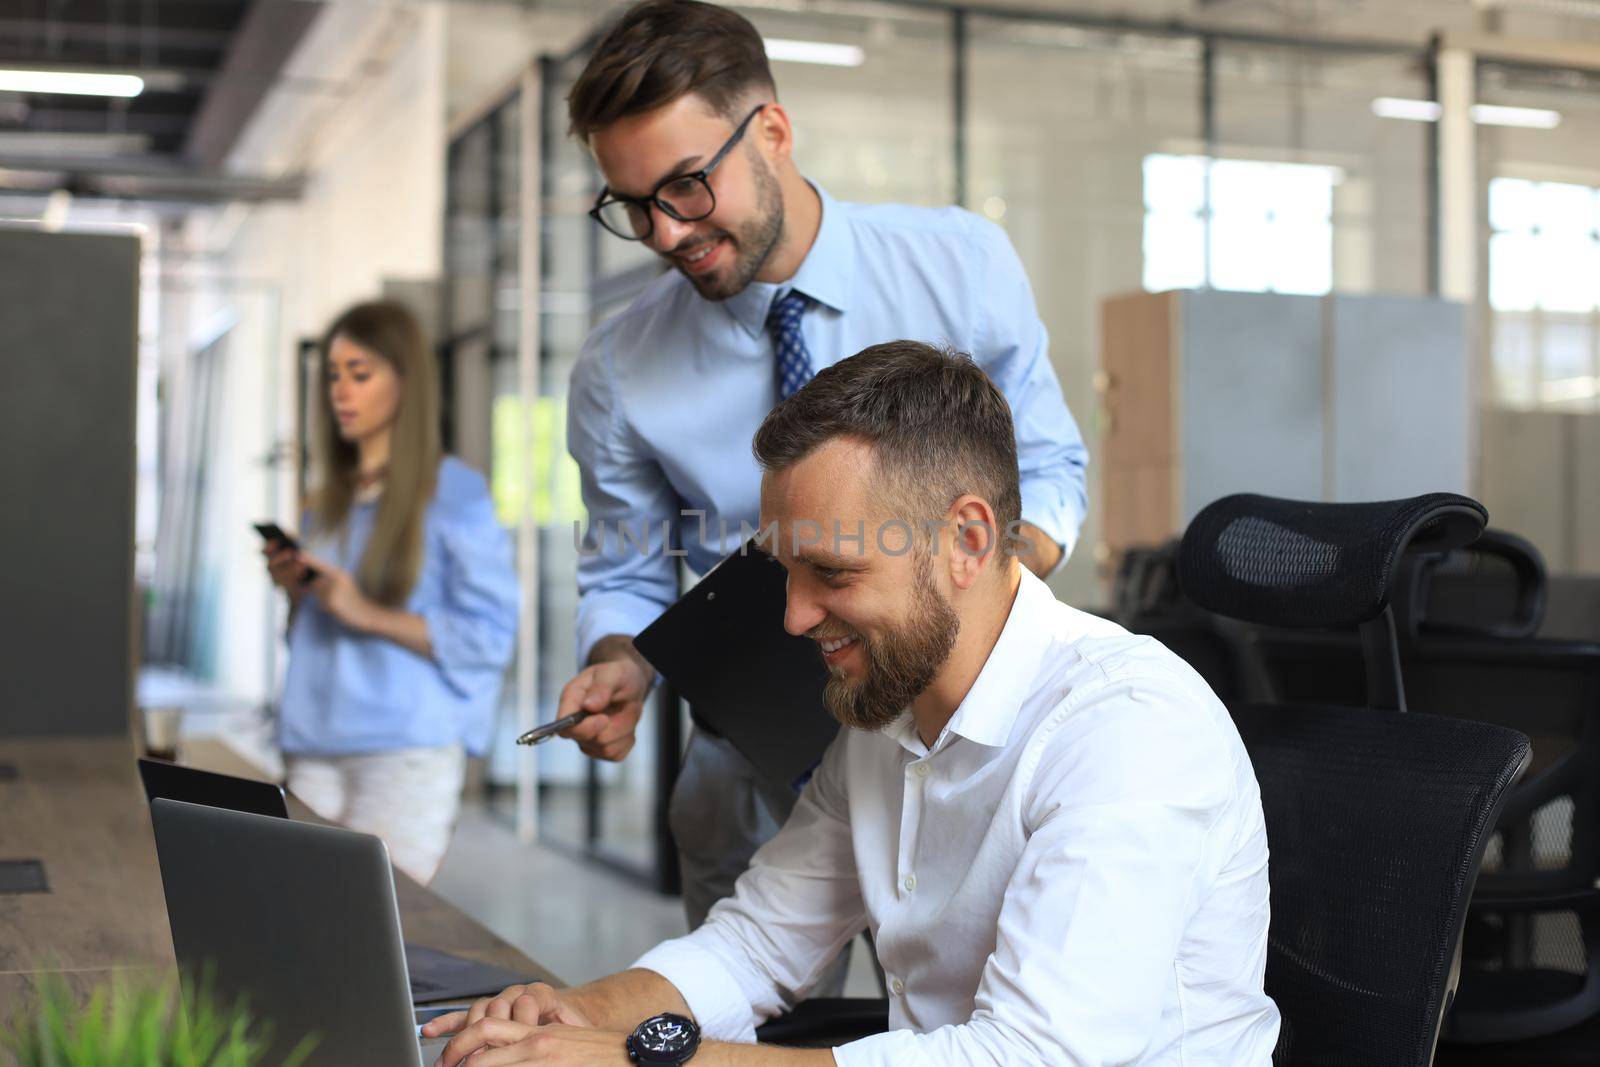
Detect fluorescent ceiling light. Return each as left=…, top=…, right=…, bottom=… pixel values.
left=1372, top=97, right=1442, bottom=122
left=764, top=38, right=864, bottom=67
left=0, top=69, right=144, bottom=98
left=1371, top=96, right=1561, bottom=129
left=1470, top=103, right=1562, bottom=129
left=0, top=132, right=150, bottom=156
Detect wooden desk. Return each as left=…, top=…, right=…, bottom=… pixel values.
left=0, top=735, right=559, bottom=1020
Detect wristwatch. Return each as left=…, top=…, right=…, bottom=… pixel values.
left=626, top=1012, right=701, bottom=1065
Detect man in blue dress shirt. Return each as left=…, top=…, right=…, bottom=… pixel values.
left=555, top=0, right=1089, bottom=936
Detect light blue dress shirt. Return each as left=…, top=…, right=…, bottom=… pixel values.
left=278, top=456, right=519, bottom=757
left=567, top=184, right=1089, bottom=664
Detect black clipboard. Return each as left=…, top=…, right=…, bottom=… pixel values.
left=633, top=541, right=839, bottom=793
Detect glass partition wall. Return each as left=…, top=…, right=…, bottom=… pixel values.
left=447, top=3, right=1600, bottom=890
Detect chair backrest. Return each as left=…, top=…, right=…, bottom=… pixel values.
left=1236, top=702, right=1530, bottom=1067
left=1178, top=492, right=1486, bottom=710
left=1177, top=493, right=1486, bottom=632
left=1402, top=636, right=1600, bottom=1041
left=1398, top=528, right=1547, bottom=641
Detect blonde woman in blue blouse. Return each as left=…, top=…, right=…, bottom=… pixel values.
left=263, top=300, right=519, bottom=884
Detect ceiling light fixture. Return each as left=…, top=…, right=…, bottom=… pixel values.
left=763, top=39, right=864, bottom=67
left=0, top=70, right=144, bottom=98
left=1371, top=97, right=1443, bottom=122
left=1371, top=96, right=1561, bottom=129
left=1470, top=103, right=1562, bottom=129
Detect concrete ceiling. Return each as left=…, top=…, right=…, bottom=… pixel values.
left=0, top=0, right=321, bottom=201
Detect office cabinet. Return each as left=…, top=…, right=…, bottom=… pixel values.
left=1099, top=289, right=1470, bottom=564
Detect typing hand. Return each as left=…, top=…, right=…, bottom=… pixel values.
left=556, top=640, right=653, bottom=762
left=422, top=982, right=593, bottom=1038
left=424, top=983, right=600, bottom=1066
left=430, top=1020, right=627, bottom=1067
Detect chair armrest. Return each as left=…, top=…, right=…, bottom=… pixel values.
left=755, top=998, right=890, bottom=1048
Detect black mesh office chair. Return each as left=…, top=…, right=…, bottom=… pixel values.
left=1412, top=635, right=1600, bottom=1055
left=1399, top=528, right=1547, bottom=641
left=1178, top=492, right=1531, bottom=1067
left=1237, top=527, right=1551, bottom=711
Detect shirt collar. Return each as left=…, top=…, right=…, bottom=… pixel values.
left=721, top=181, right=854, bottom=338
left=889, top=569, right=1058, bottom=757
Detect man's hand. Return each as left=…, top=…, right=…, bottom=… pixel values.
left=1011, top=520, right=1063, bottom=578
left=557, top=635, right=653, bottom=762
left=422, top=982, right=594, bottom=1038
left=430, top=1019, right=628, bottom=1067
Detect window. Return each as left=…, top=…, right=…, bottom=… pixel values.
left=1142, top=153, right=1337, bottom=297
left=1488, top=178, right=1600, bottom=409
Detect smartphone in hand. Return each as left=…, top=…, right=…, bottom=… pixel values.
left=253, top=522, right=318, bottom=583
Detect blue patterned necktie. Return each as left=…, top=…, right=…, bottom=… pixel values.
left=767, top=290, right=813, bottom=401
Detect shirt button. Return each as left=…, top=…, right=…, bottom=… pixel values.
left=891, top=978, right=905, bottom=996
left=915, top=763, right=930, bottom=778
left=904, top=874, right=917, bottom=892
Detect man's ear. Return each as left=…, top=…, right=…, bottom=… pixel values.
left=755, top=101, right=795, bottom=165
left=944, top=495, right=998, bottom=592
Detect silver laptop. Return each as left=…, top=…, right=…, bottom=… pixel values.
left=149, top=798, right=453, bottom=1066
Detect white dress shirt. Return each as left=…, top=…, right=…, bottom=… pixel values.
left=633, top=571, right=1281, bottom=1065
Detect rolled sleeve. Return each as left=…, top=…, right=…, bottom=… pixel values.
left=631, top=938, right=763, bottom=1044
left=969, top=218, right=1089, bottom=563
left=421, top=498, right=519, bottom=700
left=568, top=338, right=680, bottom=665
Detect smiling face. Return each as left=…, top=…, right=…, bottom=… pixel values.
left=326, top=333, right=402, bottom=446
left=761, top=438, right=960, bottom=732
left=589, top=94, right=786, bottom=301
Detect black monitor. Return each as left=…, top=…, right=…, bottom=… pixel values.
left=137, top=758, right=288, bottom=819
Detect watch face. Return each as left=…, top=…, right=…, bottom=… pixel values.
left=635, top=1014, right=697, bottom=1057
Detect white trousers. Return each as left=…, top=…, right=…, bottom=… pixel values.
left=286, top=744, right=466, bottom=885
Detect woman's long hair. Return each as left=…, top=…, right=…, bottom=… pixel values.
left=309, top=300, right=441, bottom=607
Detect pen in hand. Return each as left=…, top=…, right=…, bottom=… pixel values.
left=516, top=711, right=592, bottom=746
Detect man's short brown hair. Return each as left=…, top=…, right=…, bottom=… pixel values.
left=567, top=0, right=776, bottom=139
left=753, top=341, right=1023, bottom=542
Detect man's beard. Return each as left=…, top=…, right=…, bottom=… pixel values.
left=673, top=151, right=785, bottom=301
left=816, top=554, right=960, bottom=733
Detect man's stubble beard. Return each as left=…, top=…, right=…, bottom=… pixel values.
left=680, top=150, right=786, bottom=301
left=822, top=553, right=961, bottom=733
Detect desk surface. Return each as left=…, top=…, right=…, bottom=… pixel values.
left=0, top=735, right=559, bottom=1020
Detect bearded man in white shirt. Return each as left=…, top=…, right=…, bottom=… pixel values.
left=427, top=341, right=1281, bottom=1066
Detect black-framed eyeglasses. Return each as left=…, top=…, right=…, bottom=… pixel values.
left=589, top=104, right=766, bottom=241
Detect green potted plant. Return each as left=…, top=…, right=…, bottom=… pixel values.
left=1, top=972, right=316, bottom=1067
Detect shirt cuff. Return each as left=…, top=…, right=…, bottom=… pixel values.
left=631, top=937, right=759, bottom=1044
left=1017, top=498, right=1080, bottom=579
left=575, top=596, right=660, bottom=668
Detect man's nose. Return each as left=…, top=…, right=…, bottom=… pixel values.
left=646, top=208, right=694, bottom=254
left=783, top=578, right=826, bottom=638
